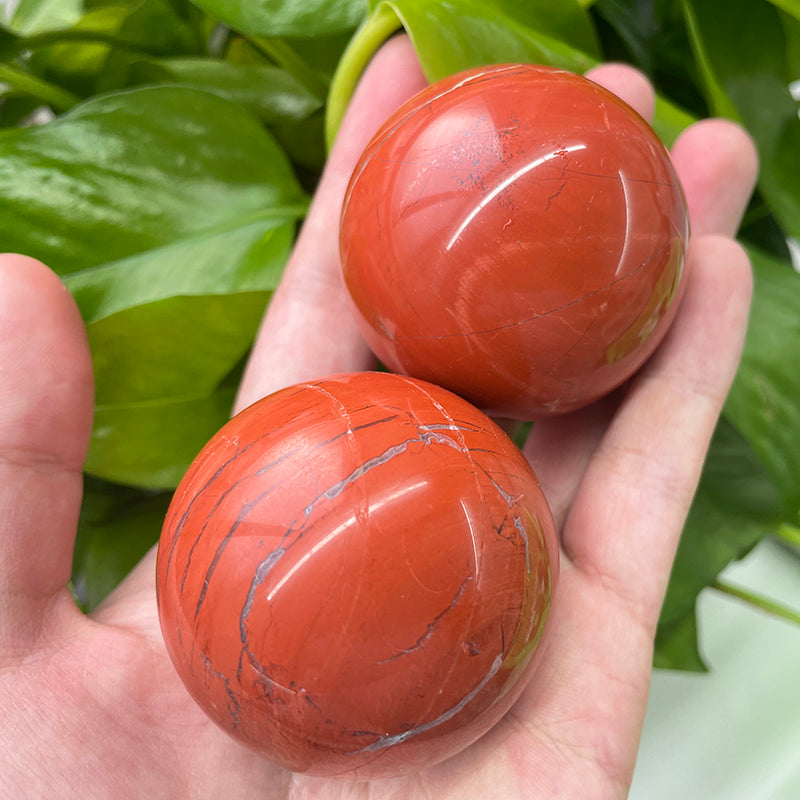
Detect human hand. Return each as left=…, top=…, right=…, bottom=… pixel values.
left=0, top=36, right=756, bottom=800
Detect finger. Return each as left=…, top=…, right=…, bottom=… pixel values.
left=90, top=546, right=161, bottom=639
left=510, top=237, right=752, bottom=790
left=522, top=393, right=620, bottom=530
left=670, top=118, right=758, bottom=236
left=522, top=63, right=656, bottom=527
left=563, top=234, right=753, bottom=623
left=0, top=255, right=94, bottom=661
left=584, top=62, right=656, bottom=122
left=234, top=36, right=428, bottom=413
left=524, top=89, right=757, bottom=531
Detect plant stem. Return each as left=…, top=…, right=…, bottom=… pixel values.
left=711, top=579, right=800, bottom=628
left=775, top=522, right=800, bottom=549
left=0, top=63, right=79, bottom=111
left=248, top=36, right=329, bottom=101
left=324, top=3, right=403, bottom=149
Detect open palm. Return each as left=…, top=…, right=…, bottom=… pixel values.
left=0, top=37, right=756, bottom=800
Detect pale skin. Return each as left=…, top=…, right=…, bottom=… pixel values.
left=0, top=36, right=757, bottom=800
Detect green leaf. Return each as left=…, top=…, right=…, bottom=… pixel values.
left=785, top=11, right=800, bottom=76
left=87, top=291, right=268, bottom=406
left=0, top=96, right=43, bottom=127
left=593, top=0, right=663, bottom=71
left=279, top=30, right=356, bottom=84
left=659, top=245, right=800, bottom=651
left=651, top=93, right=698, bottom=147
left=8, top=0, right=82, bottom=35
left=272, top=110, right=327, bottom=172
left=15, top=0, right=207, bottom=98
left=0, top=85, right=305, bottom=488
left=0, top=18, right=19, bottom=39
left=379, top=0, right=597, bottom=80
left=65, top=218, right=294, bottom=323
left=94, top=0, right=207, bottom=93
left=64, top=221, right=295, bottom=485
left=766, top=0, right=800, bottom=20
left=682, top=0, right=800, bottom=241
left=128, top=58, right=324, bottom=124
left=654, top=605, right=707, bottom=671
left=725, top=248, right=800, bottom=513
left=327, top=0, right=599, bottom=146
left=84, top=288, right=266, bottom=485
left=186, top=0, right=367, bottom=37
left=73, top=477, right=171, bottom=611
left=0, top=85, right=306, bottom=274
left=22, top=5, right=137, bottom=98
left=661, top=418, right=784, bottom=628
left=0, top=60, right=80, bottom=109
left=87, top=384, right=238, bottom=489
left=593, top=0, right=708, bottom=119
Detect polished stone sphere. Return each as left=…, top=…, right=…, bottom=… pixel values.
left=340, top=64, right=689, bottom=417
left=156, top=371, right=558, bottom=778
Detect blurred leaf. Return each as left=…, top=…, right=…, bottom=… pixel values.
left=593, top=0, right=708, bottom=118
left=72, top=476, right=172, bottom=611
left=593, top=0, right=666, bottom=71
left=785, top=11, right=800, bottom=74
left=651, top=93, right=697, bottom=146
left=272, top=109, right=327, bottom=172
left=0, top=21, right=19, bottom=44
left=740, top=192, right=795, bottom=262
left=88, top=384, right=238, bottom=488
left=23, top=5, right=135, bottom=97
left=725, top=248, right=800, bottom=513
left=0, top=85, right=306, bottom=273
left=660, top=418, right=783, bottom=632
left=0, top=60, right=79, bottom=109
left=22, top=0, right=206, bottom=98
left=187, top=0, right=367, bottom=37
left=0, top=95, right=43, bottom=126
left=766, top=0, right=800, bottom=19
left=7, top=0, right=82, bottom=34
left=279, top=30, right=356, bottom=83
left=654, top=605, right=707, bottom=671
left=682, top=0, right=800, bottom=241
left=658, top=246, right=800, bottom=658
left=94, top=0, right=207, bottom=93
left=128, top=58, right=324, bottom=124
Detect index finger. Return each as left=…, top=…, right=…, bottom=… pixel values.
left=234, top=37, right=427, bottom=413
left=671, top=118, right=758, bottom=237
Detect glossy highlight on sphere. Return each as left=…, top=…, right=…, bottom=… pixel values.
left=156, top=372, right=558, bottom=778
left=340, top=64, right=690, bottom=417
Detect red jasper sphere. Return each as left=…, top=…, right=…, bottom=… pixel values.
left=340, top=64, right=689, bottom=417
left=156, top=372, right=558, bottom=778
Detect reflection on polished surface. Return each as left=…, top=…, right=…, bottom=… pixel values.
left=341, top=64, right=690, bottom=417
left=157, top=372, right=558, bottom=778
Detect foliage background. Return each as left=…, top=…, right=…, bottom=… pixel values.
left=0, top=0, right=798, bottom=670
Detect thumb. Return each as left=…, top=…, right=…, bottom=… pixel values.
left=0, top=254, right=94, bottom=662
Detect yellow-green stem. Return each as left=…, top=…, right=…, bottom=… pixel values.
left=712, top=578, right=800, bottom=628
left=776, top=522, right=800, bottom=549
left=324, top=4, right=403, bottom=150
left=0, top=63, right=79, bottom=111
